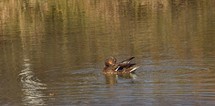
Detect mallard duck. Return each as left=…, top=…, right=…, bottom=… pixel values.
left=103, top=56, right=139, bottom=74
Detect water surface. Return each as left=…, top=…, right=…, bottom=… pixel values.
left=0, top=0, right=215, bottom=106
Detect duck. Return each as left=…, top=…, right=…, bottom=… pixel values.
left=103, top=56, right=139, bottom=74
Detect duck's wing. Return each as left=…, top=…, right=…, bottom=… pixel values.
left=114, top=57, right=136, bottom=72
left=118, top=57, right=135, bottom=68
left=118, top=63, right=136, bottom=67
left=120, top=57, right=135, bottom=63
left=129, top=66, right=140, bottom=73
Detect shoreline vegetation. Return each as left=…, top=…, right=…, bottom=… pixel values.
left=0, top=0, right=214, bottom=65
left=0, top=0, right=213, bottom=30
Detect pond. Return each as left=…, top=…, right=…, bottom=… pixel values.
left=0, top=0, right=215, bottom=106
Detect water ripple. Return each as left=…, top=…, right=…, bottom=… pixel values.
left=19, top=58, right=47, bottom=105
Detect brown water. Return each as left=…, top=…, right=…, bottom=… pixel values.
left=0, top=0, right=215, bottom=106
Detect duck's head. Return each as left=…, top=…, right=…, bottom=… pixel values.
left=105, top=57, right=117, bottom=67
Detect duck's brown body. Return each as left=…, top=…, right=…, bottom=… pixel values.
left=103, top=57, right=139, bottom=74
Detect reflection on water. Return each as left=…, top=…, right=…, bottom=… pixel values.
left=104, top=73, right=137, bottom=85
left=0, top=0, right=215, bottom=105
left=19, top=58, right=47, bottom=105
left=104, top=74, right=118, bottom=85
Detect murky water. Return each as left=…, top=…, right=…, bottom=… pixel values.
left=0, top=0, right=215, bottom=106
